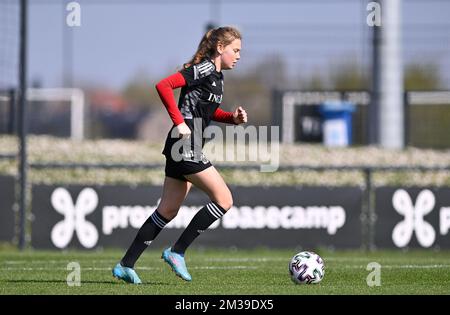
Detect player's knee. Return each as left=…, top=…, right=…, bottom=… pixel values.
left=157, top=206, right=179, bottom=220
left=215, top=191, right=233, bottom=211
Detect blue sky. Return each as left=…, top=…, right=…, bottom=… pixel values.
left=20, top=0, right=450, bottom=89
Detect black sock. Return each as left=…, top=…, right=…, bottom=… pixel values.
left=121, top=210, right=170, bottom=268
left=172, top=201, right=226, bottom=255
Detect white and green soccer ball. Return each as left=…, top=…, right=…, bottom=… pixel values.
left=289, top=251, right=325, bottom=284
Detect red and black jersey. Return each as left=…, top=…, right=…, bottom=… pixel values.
left=178, top=59, right=224, bottom=125
left=156, top=59, right=235, bottom=159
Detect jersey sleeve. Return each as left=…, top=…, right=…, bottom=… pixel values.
left=212, top=108, right=236, bottom=124
left=155, top=72, right=186, bottom=126
left=180, top=60, right=216, bottom=87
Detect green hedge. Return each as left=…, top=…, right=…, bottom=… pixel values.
left=1, top=135, right=450, bottom=186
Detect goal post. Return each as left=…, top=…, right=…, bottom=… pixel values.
left=276, top=90, right=450, bottom=147
left=0, top=88, right=85, bottom=140
left=27, top=88, right=85, bottom=140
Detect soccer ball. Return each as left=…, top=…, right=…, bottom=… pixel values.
left=289, top=251, right=325, bottom=284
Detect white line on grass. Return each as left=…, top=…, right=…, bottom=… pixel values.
left=204, top=257, right=444, bottom=263
left=0, top=265, right=258, bottom=271
left=339, top=264, right=450, bottom=269
left=4, top=259, right=450, bottom=268
left=2, top=264, right=449, bottom=272
left=3, top=260, right=118, bottom=264
left=204, top=258, right=287, bottom=262
left=2, top=258, right=288, bottom=265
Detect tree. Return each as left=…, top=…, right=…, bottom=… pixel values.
left=224, top=55, right=288, bottom=126
left=404, top=63, right=442, bottom=90
left=329, top=59, right=368, bottom=91
left=122, top=70, right=165, bottom=110
left=301, top=70, right=327, bottom=90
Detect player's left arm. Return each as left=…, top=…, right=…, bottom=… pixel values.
left=212, top=106, right=247, bottom=125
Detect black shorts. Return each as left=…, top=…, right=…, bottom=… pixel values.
left=165, top=156, right=212, bottom=182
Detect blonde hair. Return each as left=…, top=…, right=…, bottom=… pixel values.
left=184, top=26, right=242, bottom=68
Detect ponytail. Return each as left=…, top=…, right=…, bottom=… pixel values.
left=184, top=26, right=242, bottom=68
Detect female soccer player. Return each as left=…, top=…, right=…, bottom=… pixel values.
left=113, top=26, right=247, bottom=284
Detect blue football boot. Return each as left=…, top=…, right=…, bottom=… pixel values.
left=161, top=247, right=192, bottom=281
left=112, top=263, right=142, bottom=284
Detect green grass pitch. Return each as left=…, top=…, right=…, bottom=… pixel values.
left=1, top=248, right=449, bottom=295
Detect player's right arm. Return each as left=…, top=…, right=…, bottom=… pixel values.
left=155, top=72, right=191, bottom=137
left=156, top=61, right=214, bottom=137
